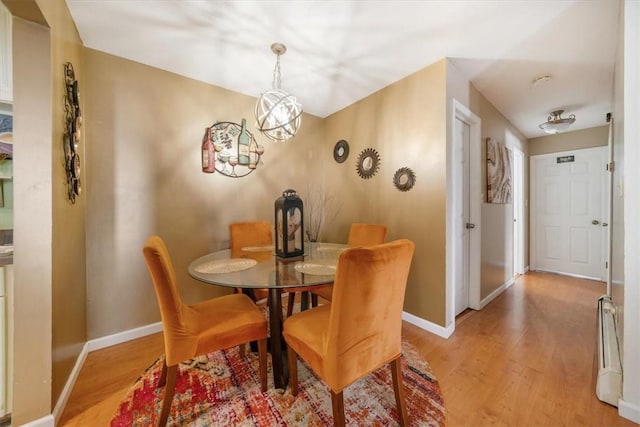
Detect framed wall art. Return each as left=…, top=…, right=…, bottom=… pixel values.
left=486, top=138, right=512, bottom=204
left=201, top=119, right=264, bottom=178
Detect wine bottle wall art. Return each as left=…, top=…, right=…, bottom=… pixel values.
left=202, top=120, right=265, bottom=178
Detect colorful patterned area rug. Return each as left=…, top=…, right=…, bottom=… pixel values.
left=111, top=339, right=445, bottom=426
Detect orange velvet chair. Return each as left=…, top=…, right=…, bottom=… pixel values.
left=283, top=239, right=415, bottom=426
left=143, top=235, right=268, bottom=427
left=230, top=221, right=313, bottom=317
left=310, top=222, right=388, bottom=304
left=230, top=221, right=274, bottom=301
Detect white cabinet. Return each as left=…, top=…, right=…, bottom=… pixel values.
left=0, top=264, right=10, bottom=417
left=0, top=3, right=12, bottom=103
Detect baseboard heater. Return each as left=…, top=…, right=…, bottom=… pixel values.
left=596, top=295, right=622, bottom=406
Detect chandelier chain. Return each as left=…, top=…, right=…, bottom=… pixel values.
left=272, top=54, right=282, bottom=90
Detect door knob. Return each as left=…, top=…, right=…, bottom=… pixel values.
left=592, top=220, right=600, bottom=225
left=466, top=223, right=476, bottom=229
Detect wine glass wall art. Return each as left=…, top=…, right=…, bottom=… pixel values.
left=201, top=119, right=265, bottom=178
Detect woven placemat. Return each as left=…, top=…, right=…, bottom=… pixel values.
left=294, top=262, right=336, bottom=276
left=194, top=258, right=257, bottom=274
left=240, top=245, right=275, bottom=252
left=316, top=245, right=346, bottom=254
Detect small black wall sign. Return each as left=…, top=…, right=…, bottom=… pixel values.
left=557, top=155, right=575, bottom=164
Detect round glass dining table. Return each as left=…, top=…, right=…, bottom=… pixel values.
left=188, top=242, right=348, bottom=389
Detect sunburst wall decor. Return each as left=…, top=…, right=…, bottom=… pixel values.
left=356, top=148, right=380, bottom=179
left=393, top=167, right=416, bottom=192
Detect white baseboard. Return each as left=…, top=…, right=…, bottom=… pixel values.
left=53, top=322, right=163, bottom=425
left=480, top=277, right=513, bottom=309
left=619, top=398, right=640, bottom=423
left=18, top=414, right=54, bottom=427
left=87, top=322, right=163, bottom=352
left=402, top=311, right=454, bottom=338
left=524, top=265, right=530, bottom=273
left=52, top=342, right=89, bottom=424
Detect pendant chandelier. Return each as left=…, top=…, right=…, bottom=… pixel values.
left=538, top=109, right=576, bottom=134
left=255, top=43, right=302, bottom=142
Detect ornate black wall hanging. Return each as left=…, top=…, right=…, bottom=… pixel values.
left=64, top=62, right=82, bottom=203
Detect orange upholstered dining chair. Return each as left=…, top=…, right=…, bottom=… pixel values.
left=229, top=221, right=274, bottom=301
left=283, top=239, right=415, bottom=426
left=231, top=221, right=313, bottom=317
left=310, top=222, right=388, bottom=304
left=143, top=235, right=268, bottom=427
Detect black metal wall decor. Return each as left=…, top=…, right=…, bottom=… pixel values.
left=274, top=189, right=304, bottom=258
left=64, top=62, right=82, bottom=203
left=393, top=167, right=416, bottom=192
left=356, top=148, right=380, bottom=179
left=202, top=119, right=265, bottom=177
left=333, top=139, right=349, bottom=163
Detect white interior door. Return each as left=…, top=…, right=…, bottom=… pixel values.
left=455, top=117, right=470, bottom=316
left=531, top=147, right=608, bottom=280
left=448, top=99, right=481, bottom=328
left=512, top=148, right=525, bottom=275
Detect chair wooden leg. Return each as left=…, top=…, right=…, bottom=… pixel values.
left=311, top=293, right=318, bottom=308
left=287, top=292, right=296, bottom=317
left=330, top=390, right=346, bottom=427
left=258, top=338, right=268, bottom=392
left=390, top=357, right=408, bottom=426
left=287, top=345, right=298, bottom=396
left=158, top=359, right=168, bottom=387
left=239, top=342, right=246, bottom=358
left=158, top=364, right=177, bottom=427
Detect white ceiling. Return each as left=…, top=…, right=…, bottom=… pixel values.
left=65, top=0, right=620, bottom=139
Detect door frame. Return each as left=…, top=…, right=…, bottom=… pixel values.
left=530, top=146, right=608, bottom=279
left=447, top=99, right=481, bottom=328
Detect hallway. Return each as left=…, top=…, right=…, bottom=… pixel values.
left=404, top=271, right=633, bottom=426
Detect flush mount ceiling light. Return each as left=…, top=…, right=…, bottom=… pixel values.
left=254, top=43, right=302, bottom=142
left=532, top=74, right=552, bottom=87
left=538, top=109, right=576, bottom=134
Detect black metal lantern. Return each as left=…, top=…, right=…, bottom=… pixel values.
left=274, top=189, right=304, bottom=258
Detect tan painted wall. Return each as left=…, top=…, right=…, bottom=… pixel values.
left=11, top=14, right=53, bottom=425
left=40, top=0, right=87, bottom=406
left=324, top=60, right=448, bottom=326
left=476, top=96, right=529, bottom=300
left=84, top=48, right=325, bottom=338
left=529, top=125, right=608, bottom=156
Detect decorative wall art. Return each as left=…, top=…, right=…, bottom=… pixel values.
left=356, top=148, right=380, bottom=179
left=201, top=119, right=264, bottom=178
left=333, top=139, right=349, bottom=163
left=486, top=138, right=512, bottom=204
left=63, top=62, right=82, bottom=204
left=393, top=167, right=416, bottom=192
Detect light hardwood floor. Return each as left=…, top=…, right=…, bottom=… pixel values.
left=59, top=272, right=636, bottom=426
